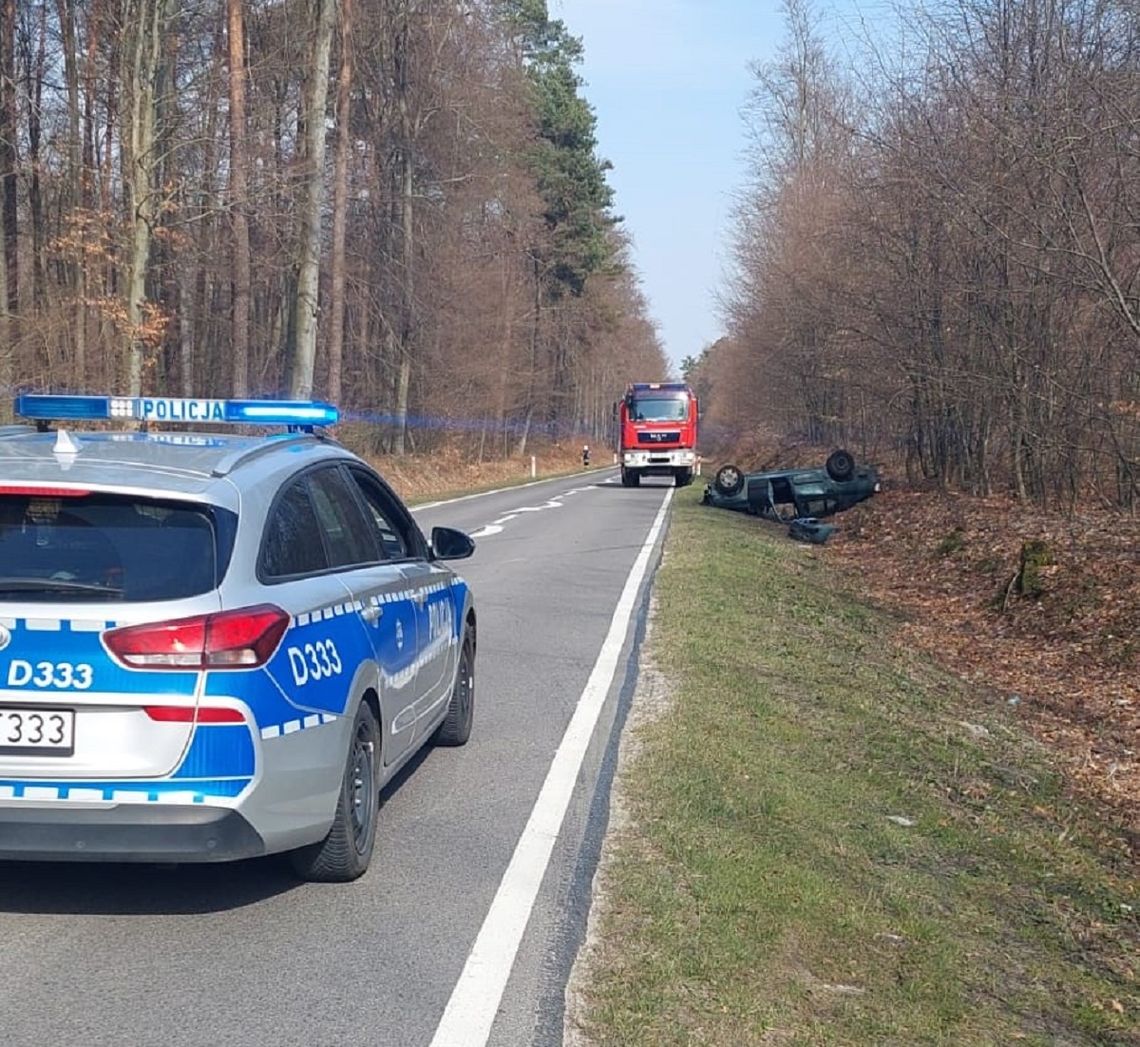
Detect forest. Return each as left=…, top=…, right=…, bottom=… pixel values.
left=0, top=0, right=667, bottom=454
left=696, top=0, right=1139, bottom=509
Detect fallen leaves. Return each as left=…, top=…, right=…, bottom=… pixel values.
left=827, top=488, right=1139, bottom=848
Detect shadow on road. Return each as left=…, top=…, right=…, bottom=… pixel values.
left=0, top=854, right=298, bottom=915
left=590, top=478, right=691, bottom=489
left=0, top=747, right=434, bottom=917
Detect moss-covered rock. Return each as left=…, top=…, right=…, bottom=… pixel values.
left=1017, top=539, right=1053, bottom=599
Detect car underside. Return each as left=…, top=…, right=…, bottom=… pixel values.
left=701, top=449, right=881, bottom=520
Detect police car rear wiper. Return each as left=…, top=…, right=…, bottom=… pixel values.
left=0, top=578, right=124, bottom=597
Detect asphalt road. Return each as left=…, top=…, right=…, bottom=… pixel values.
left=0, top=467, right=675, bottom=1047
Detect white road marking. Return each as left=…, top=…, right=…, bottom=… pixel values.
left=429, top=487, right=675, bottom=1047
left=466, top=489, right=604, bottom=540
left=410, top=468, right=615, bottom=511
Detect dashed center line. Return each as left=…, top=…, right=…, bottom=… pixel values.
left=467, top=486, right=599, bottom=539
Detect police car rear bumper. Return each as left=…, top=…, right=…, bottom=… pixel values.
left=0, top=804, right=266, bottom=863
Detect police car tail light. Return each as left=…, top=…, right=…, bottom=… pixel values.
left=104, top=605, right=289, bottom=670
left=205, top=605, right=290, bottom=667
left=143, top=705, right=246, bottom=724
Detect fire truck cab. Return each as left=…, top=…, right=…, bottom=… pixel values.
left=615, top=382, right=699, bottom=488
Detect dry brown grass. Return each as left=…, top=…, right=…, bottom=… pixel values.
left=349, top=441, right=596, bottom=503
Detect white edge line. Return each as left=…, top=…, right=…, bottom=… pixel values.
left=410, top=467, right=616, bottom=512
left=428, top=486, right=674, bottom=1047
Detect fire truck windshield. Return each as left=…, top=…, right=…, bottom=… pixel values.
left=630, top=396, right=688, bottom=422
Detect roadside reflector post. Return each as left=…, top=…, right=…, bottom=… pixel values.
left=530, top=455, right=536, bottom=478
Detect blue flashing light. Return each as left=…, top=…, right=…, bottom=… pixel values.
left=14, top=394, right=339, bottom=428
left=14, top=394, right=111, bottom=421
left=226, top=400, right=339, bottom=425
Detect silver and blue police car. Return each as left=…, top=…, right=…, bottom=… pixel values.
left=0, top=394, right=475, bottom=881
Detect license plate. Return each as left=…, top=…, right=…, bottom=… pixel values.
left=0, top=707, right=76, bottom=756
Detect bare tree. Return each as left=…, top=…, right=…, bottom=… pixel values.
left=227, top=0, right=251, bottom=396
left=326, top=0, right=353, bottom=405
left=288, top=0, right=336, bottom=399
left=122, top=0, right=175, bottom=395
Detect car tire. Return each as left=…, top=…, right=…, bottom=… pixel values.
left=435, top=630, right=474, bottom=747
left=288, top=700, right=380, bottom=883
left=825, top=449, right=856, bottom=482
left=714, top=464, right=744, bottom=496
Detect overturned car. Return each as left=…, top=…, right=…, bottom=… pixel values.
left=702, top=449, right=881, bottom=519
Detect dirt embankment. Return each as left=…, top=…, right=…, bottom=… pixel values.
left=830, top=488, right=1139, bottom=843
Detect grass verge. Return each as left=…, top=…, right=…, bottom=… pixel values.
left=570, top=488, right=1138, bottom=1046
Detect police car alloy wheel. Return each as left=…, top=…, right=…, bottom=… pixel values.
left=435, top=631, right=474, bottom=747
left=289, top=701, right=380, bottom=882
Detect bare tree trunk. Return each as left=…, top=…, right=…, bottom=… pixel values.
left=288, top=0, right=336, bottom=399
left=326, top=0, right=353, bottom=405
left=123, top=0, right=173, bottom=395
left=494, top=253, right=514, bottom=444
left=391, top=158, right=414, bottom=453
left=24, top=4, right=48, bottom=315
left=193, top=18, right=224, bottom=394
left=227, top=0, right=250, bottom=396
left=56, top=0, right=84, bottom=384
left=177, top=250, right=196, bottom=396
left=391, top=0, right=414, bottom=454
left=0, top=180, right=9, bottom=415
left=0, top=0, right=17, bottom=318
left=515, top=255, right=542, bottom=457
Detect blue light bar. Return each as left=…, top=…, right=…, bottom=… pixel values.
left=630, top=382, right=688, bottom=393
left=14, top=394, right=339, bottom=428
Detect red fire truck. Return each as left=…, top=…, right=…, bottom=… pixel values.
left=615, top=382, right=699, bottom=487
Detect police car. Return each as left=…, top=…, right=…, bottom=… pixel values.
left=0, top=394, right=476, bottom=881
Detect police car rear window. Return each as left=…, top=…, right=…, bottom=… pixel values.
left=0, top=492, right=234, bottom=602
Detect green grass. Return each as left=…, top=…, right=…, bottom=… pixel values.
left=576, top=490, right=1138, bottom=1046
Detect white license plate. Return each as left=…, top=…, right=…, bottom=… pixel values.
left=0, top=707, right=75, bottom=755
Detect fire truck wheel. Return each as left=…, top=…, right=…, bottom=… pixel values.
left=675, top=468, right=694, bottom=487
left=621, top=467, right=641, bottom=487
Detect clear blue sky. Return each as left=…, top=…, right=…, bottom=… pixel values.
left=554, top=0, right=784, bottom=373
left=553, top=1, right=893, bottom=371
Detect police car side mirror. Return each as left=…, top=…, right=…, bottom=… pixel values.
left=430, top=526, right=475, bottom=561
